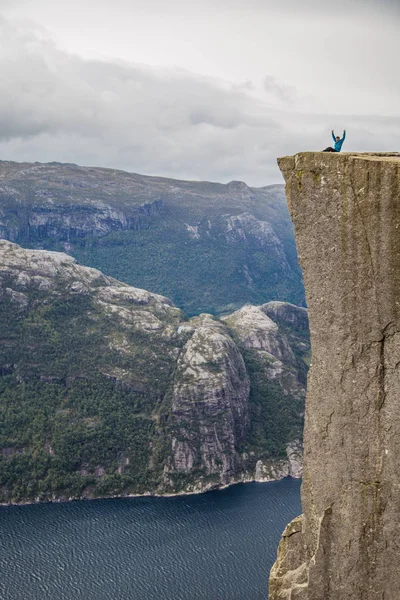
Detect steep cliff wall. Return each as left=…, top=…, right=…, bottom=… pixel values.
left=269, top=152, right=400, bottom=599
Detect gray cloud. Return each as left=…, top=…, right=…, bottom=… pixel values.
left=213, top=0, right=400, bottom=17
left=264, top=76, right=298, bottom=105
left=0, top=16, right=399, bottom=185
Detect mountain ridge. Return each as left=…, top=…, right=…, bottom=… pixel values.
left=0, top=159, right=304, bottom=316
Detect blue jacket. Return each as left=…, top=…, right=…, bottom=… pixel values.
left=332, top=131, right=346, bottom=152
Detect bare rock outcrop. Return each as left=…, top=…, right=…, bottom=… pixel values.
left=269, top=152, right=400, bottom=599
left=167, top=315, right=250, bottom=487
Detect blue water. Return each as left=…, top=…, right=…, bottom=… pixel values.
left=0, top=479, right=301, bottom=600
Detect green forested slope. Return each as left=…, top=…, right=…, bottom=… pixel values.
left=0, top=241, right=309, bottom=503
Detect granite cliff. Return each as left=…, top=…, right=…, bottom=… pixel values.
left=0, top=160, right=304, bottom=315
left=269, top=152, right=400, bottom=599
left=0, top=240, right=309, bottom=503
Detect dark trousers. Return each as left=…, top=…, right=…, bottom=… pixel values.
left=323, top=147, right=337, bottom=152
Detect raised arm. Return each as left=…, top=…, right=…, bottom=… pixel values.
left=332, top=130, right=336, bottom=142
left=342, top=130, right=346, bottom=141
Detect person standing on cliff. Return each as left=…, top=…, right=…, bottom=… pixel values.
left=323, top=130, right=346, bottom=152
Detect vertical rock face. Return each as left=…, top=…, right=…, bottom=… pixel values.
left=168, top=315, right=250, bottom=486
left=269, top=153, right=400, bottom=600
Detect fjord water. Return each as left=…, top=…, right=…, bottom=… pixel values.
left=0, top=479, right=301, bottom=600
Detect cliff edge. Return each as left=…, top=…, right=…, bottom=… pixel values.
left=269, top=152, right=400, bottom=599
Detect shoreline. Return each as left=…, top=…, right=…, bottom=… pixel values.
left=0, top=472, right=302, bottom=509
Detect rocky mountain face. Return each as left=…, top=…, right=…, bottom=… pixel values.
left=269, top=152, right=400, bottom=600
left=0, top=160, right=304, bottom=315
left=0, top=240, right=309, bottom=503
left=0, top=161, right=163, bottom=242
left=167, top=315, right=250, bottom=486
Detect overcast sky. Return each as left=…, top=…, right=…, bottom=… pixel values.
left=1, top=0, right=399, bottom=185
